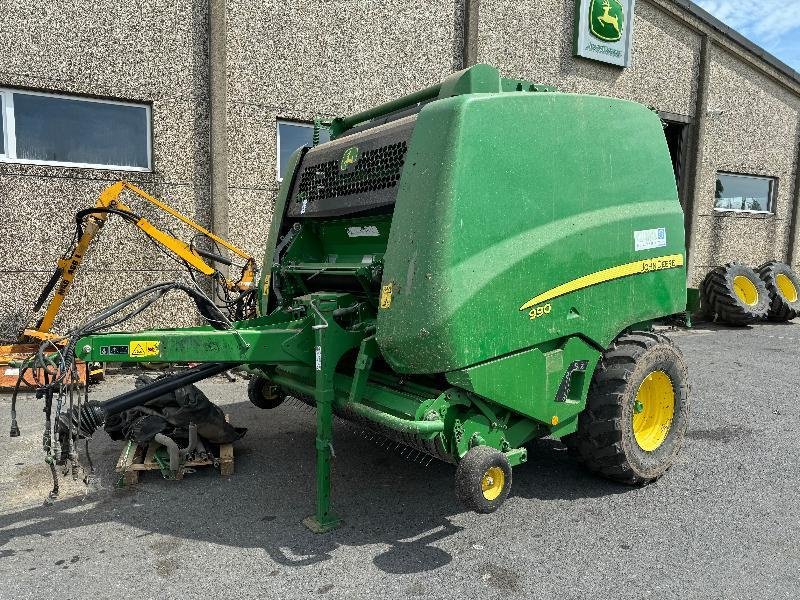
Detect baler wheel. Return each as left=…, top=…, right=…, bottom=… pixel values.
left=455, top=446, right=512, bottom=513
left=757, top=261, right=800, bottom=322
left=247, top=376, right=285, bottom=410
left=701, top=262, right=769, bottom=325
left=567, top=332, right=689, bottom=485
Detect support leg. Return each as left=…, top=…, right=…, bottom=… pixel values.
left=303, top=302, right=343, bottom=533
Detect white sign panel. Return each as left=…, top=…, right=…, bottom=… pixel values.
left=574, top=0, right=636, bottom=67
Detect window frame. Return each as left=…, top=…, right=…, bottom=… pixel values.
left=0, top=91, right=8, bottom=158
left=0, top=87, right=152, bottom=172
left=713, top=171, right=777, bottom=215
left=277, top=119, right=329, bottom=182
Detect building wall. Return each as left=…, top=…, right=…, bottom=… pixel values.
left=0, top=0, right=212, bottom=340
left=690, top=47, right=800, bottom=284
left=477, top=0, right=701, bottom=117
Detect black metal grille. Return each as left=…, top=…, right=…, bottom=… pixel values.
left=296, top=141, right=407, bottom=203
left=286, top=115, right=416, bottom=219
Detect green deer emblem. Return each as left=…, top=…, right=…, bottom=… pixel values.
left=589, top=0, right=625, bottom=42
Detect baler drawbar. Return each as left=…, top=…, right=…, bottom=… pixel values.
left=67, top=64, right=689, bottom=531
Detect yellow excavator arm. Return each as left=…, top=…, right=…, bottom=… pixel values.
left=25, top=180, right=257, bottom=340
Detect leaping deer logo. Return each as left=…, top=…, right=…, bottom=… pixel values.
left=589, top=0, right=624, bottom=42
left=340, top=146, right=360, bottom=171
left=597, top=0, right=621, bottom=37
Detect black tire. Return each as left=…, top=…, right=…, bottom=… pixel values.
left=455, top=446, right=512, bottom=513
left=702, top=262, right=769, bottom=325
left=757, top=261, right=800, bottom=322
left=247, top=376, right=285, bottom=409
left=567, top=332, right=689, bottom=485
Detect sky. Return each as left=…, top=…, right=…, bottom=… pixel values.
left=694, top=0, right=800, bottom=72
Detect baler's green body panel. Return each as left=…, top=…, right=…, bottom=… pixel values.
left=378, top=93, right=685, bottom=374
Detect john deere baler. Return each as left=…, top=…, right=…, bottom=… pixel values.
left=76, top=64, right=690, bottom=531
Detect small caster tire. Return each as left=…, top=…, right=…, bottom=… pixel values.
left=247, top=376, right=285, bottom=409
left=455, top=446, right=512, bottom=514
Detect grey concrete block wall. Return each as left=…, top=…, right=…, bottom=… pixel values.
left=0, top=0, right=212, bottom=341
left=477, top=0, right=701, bottom=117
left=688, top=46, right=800, bottom=285
left=226, top=0, right=463, bottom=117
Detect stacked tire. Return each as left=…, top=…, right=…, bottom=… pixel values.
left=757, top=261, right=800, bottom=322
left=701, top=261, right=799, bottom=325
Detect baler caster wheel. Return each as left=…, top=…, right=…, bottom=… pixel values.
left=455, top=446, right=512, bottom=514
left=247, top=376, right=285, bottom=409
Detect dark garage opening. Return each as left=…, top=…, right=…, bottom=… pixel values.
left=661, top=118, right=689, bottom=205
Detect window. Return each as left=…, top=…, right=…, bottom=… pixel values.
left=0, top=93, right=5, bottom=156
left=714, top=172, right=776, bottom=214
left=0, top=89, right=151, bottom=170
left=277, top=120, right=329, bottom=180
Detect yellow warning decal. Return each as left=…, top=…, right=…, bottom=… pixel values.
left=379, top=284, right=393, bottom=309
left=129, top=341, right=161, bottom=358
left=520, top=254, right=684, bottom=311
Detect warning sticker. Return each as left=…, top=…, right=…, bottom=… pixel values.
left=129, top=341, right=160, bottom=358
left=347, top=225, right=380, bottom=237
left=379, top=284, right=393, bottom=309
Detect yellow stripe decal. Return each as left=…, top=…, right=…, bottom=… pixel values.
left=519, top=254, right=684, bottom=311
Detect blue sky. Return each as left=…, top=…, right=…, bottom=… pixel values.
left=694, top=1, right=800, bottom=72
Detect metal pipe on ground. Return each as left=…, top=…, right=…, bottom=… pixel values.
left=57, top=362, right=235, bottom=441
left=100, top=362, right=234, bottom=417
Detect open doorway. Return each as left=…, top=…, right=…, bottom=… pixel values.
left=659, top=113, right=691, bottom=207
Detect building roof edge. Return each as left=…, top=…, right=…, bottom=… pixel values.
left=671, top=0, right=800, bottom=88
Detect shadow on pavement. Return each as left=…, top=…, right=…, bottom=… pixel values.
left=0, top=399, right=629, bottom=574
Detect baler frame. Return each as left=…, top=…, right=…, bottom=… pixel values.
left=78, top=288, right=539, bottom=531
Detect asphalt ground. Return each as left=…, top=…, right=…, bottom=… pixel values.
left=0, top=320, right=798, bottom=599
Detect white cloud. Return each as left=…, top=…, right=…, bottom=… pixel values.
left=695, top=0, right=800, bottom=42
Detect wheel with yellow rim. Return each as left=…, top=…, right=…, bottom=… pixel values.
left=757, top=261, right=800, bottom=322
left=565, top=331, right=689, bottom=485
left=701, top=262, right=769, bottom=325
left=455, top=445, right=512, bottom=513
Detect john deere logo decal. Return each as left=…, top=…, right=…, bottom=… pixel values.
left=340, top=146, right=359, bottom=171
left=574, top=0, right=633, bottom=67
left=590, top=0, right=624, bottom=42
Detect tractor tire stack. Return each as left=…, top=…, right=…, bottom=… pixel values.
left=757, top=261, right=800, bottom=322
left=701, top=261, right=800, bottom=325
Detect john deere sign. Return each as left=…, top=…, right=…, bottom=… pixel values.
left=574, top=0, right=635, bottom=67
